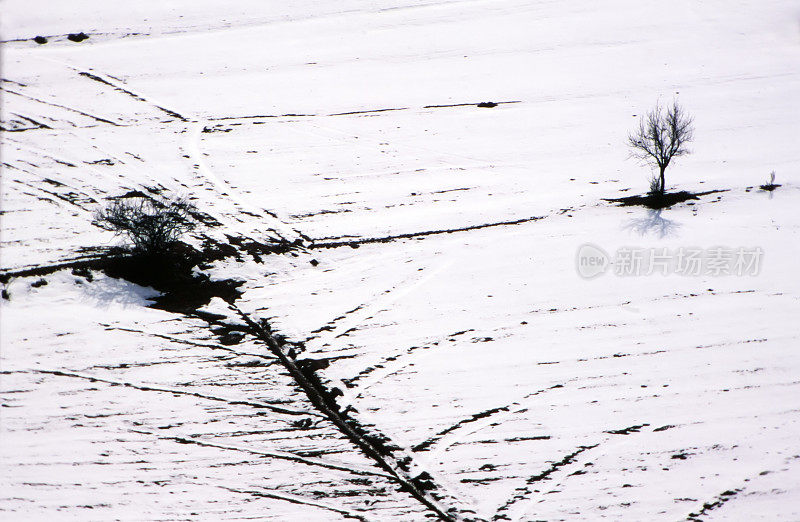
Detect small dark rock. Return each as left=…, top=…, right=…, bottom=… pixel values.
left=413, top=471, right=437, bottom=490
left=297, top=357, right=331, bottom=373
left=1, top=289, right=9, bottom=300
left=218, top=331, right=245, bottom=345
left=477, top=102, right=498, bottom=108
left=310, top=259, right=319, bottom=266
left=34, top=36, right=48, bottom=44
left=31, top=278, right=48, bottom=288
left=71, top=266, right=94, bottom=282
left=292, top=418, right=313, bottom=429
left=67, top=32, right=89, bottom=42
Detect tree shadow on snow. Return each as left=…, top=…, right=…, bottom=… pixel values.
left=604, top=189, right=726, bottom=209
left=78, top=274, right=160, bottom=309
left=623, top=208, right=681, bottom=238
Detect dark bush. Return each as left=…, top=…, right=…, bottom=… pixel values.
left=94, top=196, right=196, bottom=258
left=67, top=32, right=89, bottom=42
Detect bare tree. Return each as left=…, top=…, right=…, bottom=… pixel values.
left=94, top=196, right=196, bottom=256
left=628, top=99, right=694, bottom=195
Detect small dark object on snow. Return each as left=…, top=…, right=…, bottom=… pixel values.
left=218, top=331, right=245, bottom=345
left=297, top=357, right=330, bottom=374
left=292, top=418, right=313, bottom=429
left=413, top=471, right=437, bottom=490
left=67, top=32, right=89, bottom=42
left=1, top=289, right=9, bottom=300
left=34, top=36, right=48, bottom=44
left=309, top=259, right=319, bottom=266
left=31, top=278, right=48, bottom=288
left=477, top=101, right=498, bottom=108
left=759, top=171, right=781, bottom=192
left=71, top=266, right=94, bottom=282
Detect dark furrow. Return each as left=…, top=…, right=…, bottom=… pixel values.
left=8, top=368, right=322, bottom=417
left=152, top=434, right=393, bottom=478
left=493, top=444, right=599, bottom=520
left=411, top=384, right=564, bottom=453
left=422, top=101, right=521, bottom=108
left=78, top=71, right=187, bottom=121
left=102, top=325, right=279, bottom=362
left=0, top=113, right=51, bottom=131
left=2, top=88, right=121, bottom=126
left=217, top=485, right=371, bottom=521
left=344, top=329, right=477, bottom=390
left=309, top=215, right=546, bottom=249
left=328, top=107, right=409, bottom=116
left=685, top=488, right=741, bottom=521
left=229, top=304, right=471, bottom=521
left=0, top=254, right=117, bottom=283
left=206, top=100, right=522, bottom=122
left=413, top=406, right=512, bottom=452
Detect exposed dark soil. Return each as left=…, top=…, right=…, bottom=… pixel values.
left=67, top=32, right=89, bottom=42
left=98, top=242, right=244, bottom=314
left=34, top=36, right=48, bottom=44
left=0, top=235, right=292, bottom=313
left=0, top=230, right=461, bottom=520
left=309, top=215, right=545, bottom=249
left=231, top=312, right=461, bottom=521
left=423, top=100, right=520, bottom=109
left=759, top=183, right=781, bottom=192
left=603, top=190, right=727, bottom=209
left=605, top=423, right=649, bottom=435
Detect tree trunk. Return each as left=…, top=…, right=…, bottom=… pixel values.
left=659, top=165, right=666, bottom=194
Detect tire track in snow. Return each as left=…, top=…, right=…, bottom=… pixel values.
left=303, top=255, right=455, bottom=355
left=181, top=120, right=303, bottom=242
left=345, top=329, right=475, bottom=398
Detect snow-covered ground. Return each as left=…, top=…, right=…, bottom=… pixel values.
left=2, top=1, right=800, bottom=520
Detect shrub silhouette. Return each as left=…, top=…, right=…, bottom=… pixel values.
left=94, top=196, right=196, bottom=257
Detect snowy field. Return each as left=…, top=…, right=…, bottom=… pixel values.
left=2, top=1, right=800, bottom=520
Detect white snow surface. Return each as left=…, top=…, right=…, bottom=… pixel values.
left=2, top=1, right=800, bottom=520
